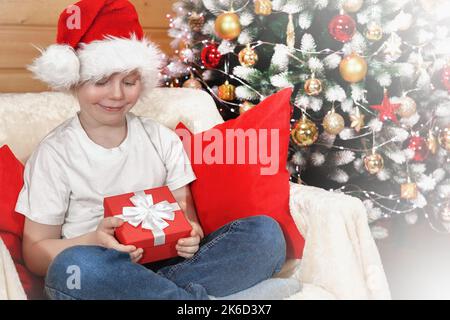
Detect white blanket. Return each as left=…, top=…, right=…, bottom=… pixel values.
left=288, top=183, right=391, bottom=300
left=0, top=239, right=27, bottom=300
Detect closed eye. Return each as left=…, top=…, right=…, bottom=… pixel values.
left=95, top=78, right=109, bottom=86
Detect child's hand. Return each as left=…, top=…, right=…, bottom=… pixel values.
left=176, top=221, right=204, bottom=259
left=95, top=217, right=143, bottom=263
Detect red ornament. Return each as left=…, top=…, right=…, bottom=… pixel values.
left=441, top=66, right=450, bottom=91
left=370, top=90, right=401, bottom=124
left=201, top=43, right=222, bottom=68
left=408, top=136, right=429, bottom=162
left=328, top=14, right=356, bottom=43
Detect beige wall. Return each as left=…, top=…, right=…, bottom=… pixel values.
left=0, top=0, right=174, bottom=93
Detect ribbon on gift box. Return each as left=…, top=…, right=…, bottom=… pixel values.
left=114, top=190, right=181, bottom=246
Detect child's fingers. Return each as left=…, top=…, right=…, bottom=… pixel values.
left=177, top=235, right=200, bottom=247
left=177, top=251, right=194, bottom=259
left=176, top=244, right=199, bottom=254
left=111, top=242, right=136, bottom=253
left=132, top=251, right=143, bottom=263
left=129, top=248, right=144, bottom=261
left=104, top=217, right=124, bottom=229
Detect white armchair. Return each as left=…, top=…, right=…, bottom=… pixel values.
left=0, top=88, right=390, bottom=299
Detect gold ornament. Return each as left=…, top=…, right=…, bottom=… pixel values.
left=350, top=107, right=365, bottom=132
left=365, top=21, right=383, bottom=41
left=286, top=13, right=295, bottom=49
left=254, top=0, right=272, bottom=16
left=339, top=52, right=368, bottom=83
left=215, top=11, right=241, bottom=40
left=401, top=179, right=418, bottom=200
left=183, top=74, right=202, bottom=89
left=304, top=74, right=323, bottom=96
left=189, top=12, right=205, bottom=32
left=343, top=0, right=363, bottom=13
left=323, top=107, right=345, bottom=135
left=438, top=126, right=450, bottom=151
left=239, top=101, right=255, bottom=114
left=291, top=115, right=319, bottom=147
left=397, top=96, right=417, bottom=118
left=218, top=80, right=236, bottom=101
left=427, top=130, right=438, bottom=155
left=364, top=151, right=384, bottom=175
left=238, top=44, right=259, bottom=67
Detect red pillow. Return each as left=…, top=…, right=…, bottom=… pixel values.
left=0, top=145, right=25, bottom=237
left=0, top=145, right=45, bottom=299
left=175, top=88, right=304, bottom=258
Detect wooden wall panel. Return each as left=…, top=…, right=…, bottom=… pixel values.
left=0, top=0, right=172, bottom=28
left=0, top=0, right=174, bottom=93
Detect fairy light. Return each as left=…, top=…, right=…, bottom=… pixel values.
left=313, top=136, right=398, bottom=153
left=337, top=184, right=418, bottom=215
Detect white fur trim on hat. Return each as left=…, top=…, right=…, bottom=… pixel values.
left=29, top=34, right=164, bottom=94
left=78, top=34, right=163, bottom=94
left=28, top=44, right=80, bottom=90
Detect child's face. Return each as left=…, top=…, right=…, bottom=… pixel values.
left=76, top=71, right=142, bottom=126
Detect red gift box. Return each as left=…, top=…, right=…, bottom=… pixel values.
left=103, top=186, right=192, bottom=264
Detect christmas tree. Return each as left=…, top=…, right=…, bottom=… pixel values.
left=164, top=0, right=450, bottom=238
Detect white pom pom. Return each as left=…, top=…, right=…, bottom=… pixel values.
left=28, top=44, right=80, bottom=90
left=324, top=53, right=341, bottom=69
left=328, top=168, right=349, bottom=183
left=301, top=33, right=316, bottom=52
left=371, top=226, right=389, bottom=239
left=325, top=85, right=346, bottom=102
left=270, top=72, right=291, bottom=88
left=311, top=152, right=325, bottom=166
left=235, top=86, right=259, bottom=101
left=298, top=11, right=313, bottom=30
left=405, top=212, right=418, bottom=225
left=218, top=40, right=236, bottom=54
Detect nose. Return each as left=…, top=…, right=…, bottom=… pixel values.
left=110, top=80, right=124, bottom=100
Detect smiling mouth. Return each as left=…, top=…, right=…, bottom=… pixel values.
left=98, top=104, right=125, bottom=112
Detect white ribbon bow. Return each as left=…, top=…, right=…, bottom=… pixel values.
left=115, top=190, right=181, bottom=246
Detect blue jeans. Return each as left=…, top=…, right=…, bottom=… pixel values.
left=44, top=215, right=287, bottom=300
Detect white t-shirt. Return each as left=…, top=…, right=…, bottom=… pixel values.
left=15, top=111, right=196, bottom=239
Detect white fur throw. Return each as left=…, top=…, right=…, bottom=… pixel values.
left=288, top=182, right=391, bottom=299
left=0, top=239, right=27, bottom=300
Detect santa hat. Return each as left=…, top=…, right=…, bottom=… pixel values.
left=28, top=0, right=163, bottom=94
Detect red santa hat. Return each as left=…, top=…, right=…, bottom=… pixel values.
left=28, top=0, right=163, bottom=94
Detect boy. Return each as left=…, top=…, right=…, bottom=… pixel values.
left=15, top=0, right=286, bottom=300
